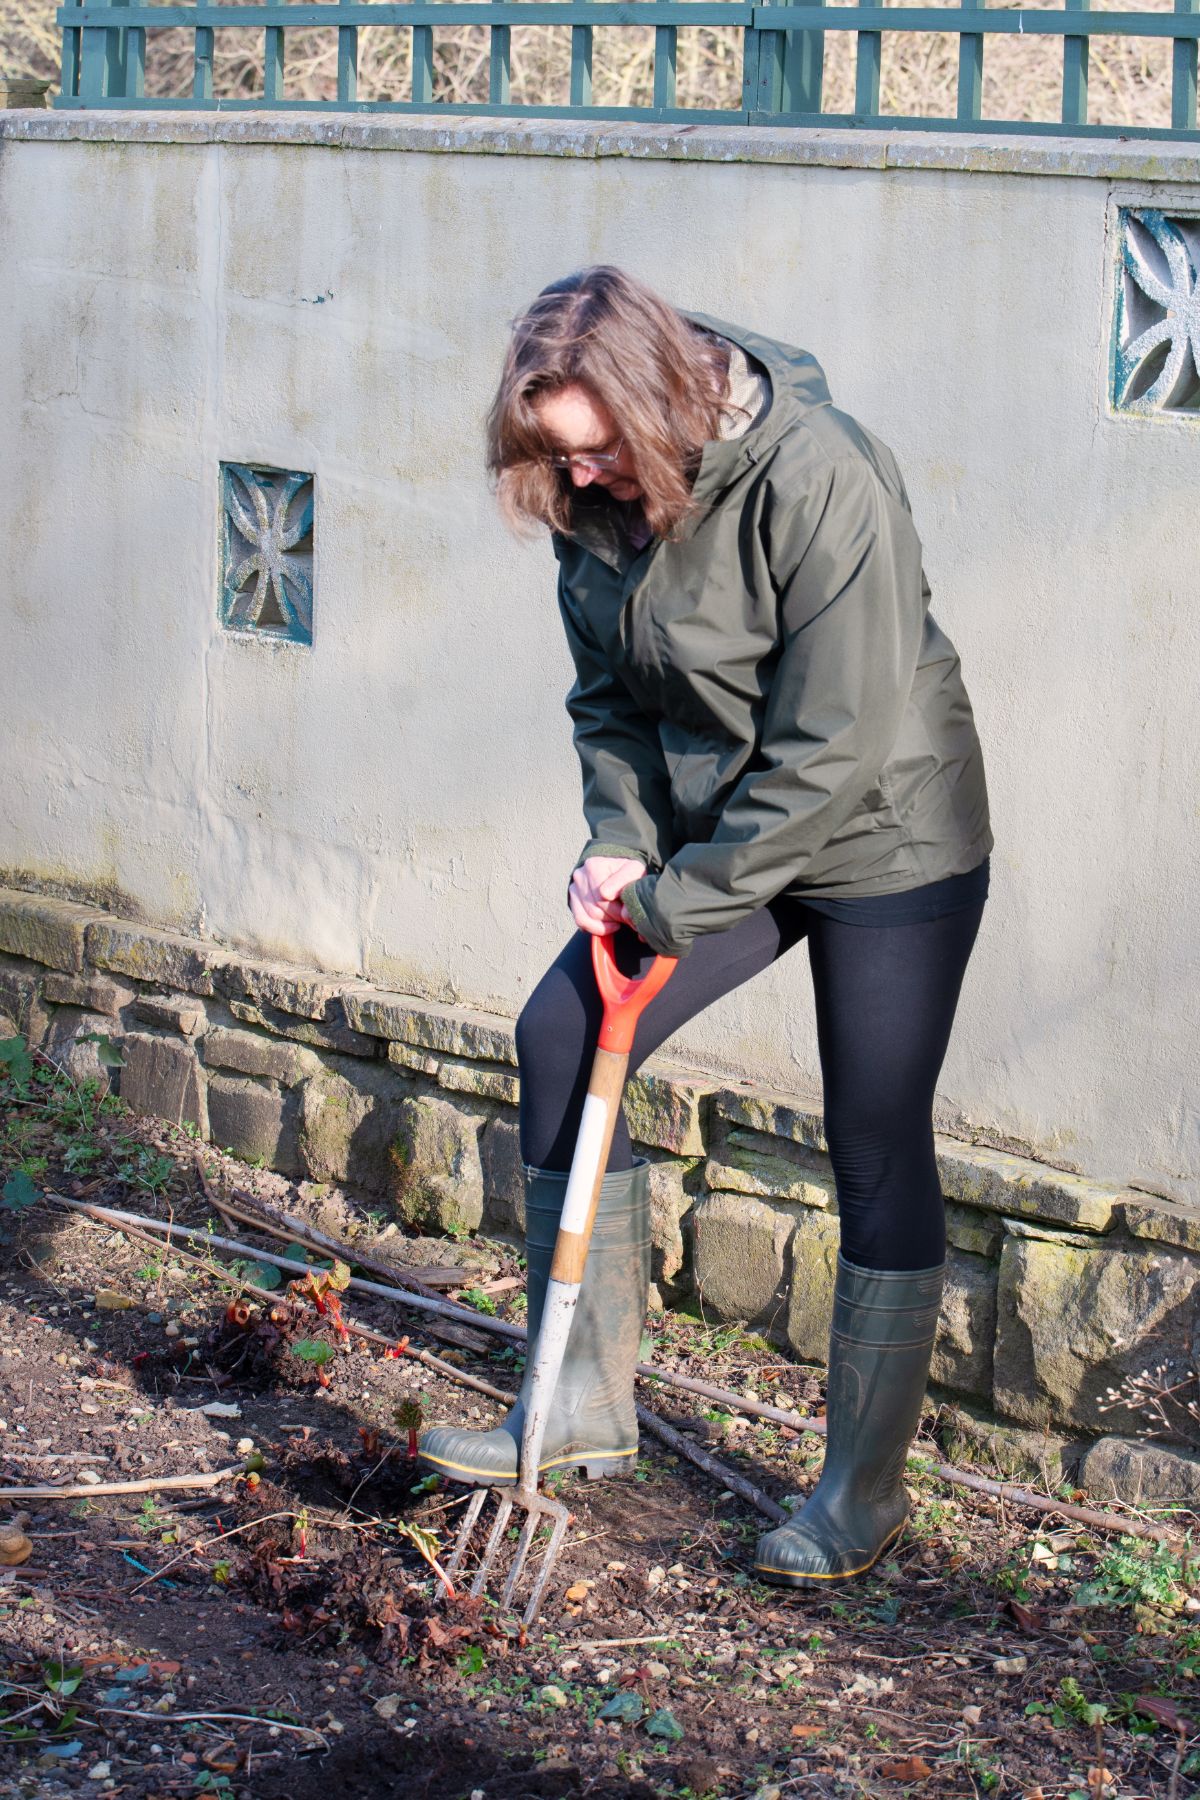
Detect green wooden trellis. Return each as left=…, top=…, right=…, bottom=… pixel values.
left=56, top=0, right=1200, bottom=139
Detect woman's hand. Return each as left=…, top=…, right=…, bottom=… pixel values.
left=569, top=856, right=647, bottom=936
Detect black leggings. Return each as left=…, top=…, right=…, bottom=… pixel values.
left=515, top=898, right=986, bottom=1272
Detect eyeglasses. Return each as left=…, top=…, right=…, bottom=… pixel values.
left=546, top=437, right=625, bottom=472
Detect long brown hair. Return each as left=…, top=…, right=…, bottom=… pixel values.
left=486, top=267, right=731, bottom=541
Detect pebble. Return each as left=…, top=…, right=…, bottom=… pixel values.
left=645, top=1566, right=666, bottom=1591
left=539, top=1686, right=568, bottom=1709
left=644, top=1662, right=670, bottom=1679
left=164, top=1323, right=180, bottom=1339
left=993, top=1655, right=1027, bottom=1676
left=962, top=1705, right=983, bottom=1726
left=78, top=1471, right=102, bottom=1486
left=374, top=1695, right=401, bottom=1722
left=87, top=1765, right=111, bottom=1781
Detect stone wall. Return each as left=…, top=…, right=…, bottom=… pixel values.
left=4, top=883, right=1199, bottom=1508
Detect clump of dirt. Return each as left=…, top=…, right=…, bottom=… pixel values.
left=274, top=1429, right=425, bottom=1513
left=231, top=1477, right=505, bottom=1671
left=201, top=1293, right=344, bottom=1393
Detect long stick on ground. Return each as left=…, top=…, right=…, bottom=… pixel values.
left=635, top=1403, right=788, bottom=1524
left=192, top=1157, right=451, bottom=1307
left=56, top=1196, right=520, bottom=1406
left=0, top=1466, right=243, bottom=1502
left=44, top=1193, right=1185, bottom=1546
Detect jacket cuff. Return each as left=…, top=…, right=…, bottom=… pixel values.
left=621, top=876, right=692, bottom=959
left=575, top=841, right=659, bottom=873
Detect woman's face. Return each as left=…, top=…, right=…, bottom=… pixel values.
left=532, top=383, right=643, bottom=502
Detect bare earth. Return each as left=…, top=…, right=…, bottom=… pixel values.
left=1, top=1060, right=1197, bottom=1800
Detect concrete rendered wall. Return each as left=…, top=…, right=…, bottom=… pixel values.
left=0, top=115, right=1197, bottom=1205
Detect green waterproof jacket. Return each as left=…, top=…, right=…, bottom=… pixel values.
left=553, top=313, right=993, bottom=959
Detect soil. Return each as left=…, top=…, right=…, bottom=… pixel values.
left=1, top=1068, right=1198, bottom=1799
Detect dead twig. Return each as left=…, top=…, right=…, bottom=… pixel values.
left=635, top=1403, right=787, bottom=1524
left=0, top=1466, right=243, bottom=1502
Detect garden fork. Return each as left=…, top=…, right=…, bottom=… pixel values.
left=442, top=931, right=676, bottom=1628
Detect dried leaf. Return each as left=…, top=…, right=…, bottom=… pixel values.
left=881, top=1757, right=933, bottom=1781
left=1007, top=1599, right=1046, bottom=1633
left=791, top=1723, right=824, bottom=1738
left=1133, top=1694, right=1187, bottom=1730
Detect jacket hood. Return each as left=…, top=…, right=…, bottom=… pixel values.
left=561, top=312, right=833, bottom=562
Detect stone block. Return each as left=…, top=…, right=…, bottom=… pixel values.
left=207, top=1073, right=301, bottom=1173
left=932, top=1250, right=997, bottom=1400
left=135, top=994, right=207, bottom=1037
left=390, top=1094, right=485, bottom=1235
left=229, top=999, right=379, bottom=1057
left=481, top=1116, right=526, bottom=1238
left=1078, top=1436, right=1200, bottom=1506
left=936, top=1137, right=1118, bottom=1234
left=387, top=1042, right=440, bottom=1075
left=343, top=989, right=518, bottom=1065
left=704, top=1128, right=835, bottom=1208
left=624, top=1066, right=713, bottom=1155
left=88, top=920, right=216, bottom=996
left=118, top=1032, right=207, bottom=1134
left=994, top=1235, right=1200, bottom=1434
left=43, top=971, right=130, bottom=1015
left=692, top=1191, right=794, bottom=1337
left=1116, top=1194, right=1200, bottom=1256
left=0, top=888, right=97, bottom=972
left=785, top=1208, right=842, bottom=1363
left=937, top=1403, right=1070, bottom=1487
left=945, top=1203, right=1004, bottom=1259
left=0, top=956, right=49, bottom=1044
left=437, top=1058, right=520, bottom=1106
left=202, top=1025, right=320, bottom=1087
left=296, top=1060, right=415, bottom=1196
left=41, top=1009, right=121, bottom=1094
left=646, top=1155, right=700, bottom=1305
left=714, top=1084, right=827, bottom=1153
left=208, top=955, right=345, bottom=1022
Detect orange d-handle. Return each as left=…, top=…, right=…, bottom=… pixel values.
left=592, top=932, right=678, bottom=1054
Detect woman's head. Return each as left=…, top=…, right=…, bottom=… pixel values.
left=486, top=266, right=730, bottom=540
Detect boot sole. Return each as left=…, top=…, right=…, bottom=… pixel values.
left=418, top=1445, right=638, bottom=1487
left=754, top=1518, right=906, bottom=1588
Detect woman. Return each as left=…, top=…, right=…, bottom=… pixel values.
left=419, top=266, right=992, bottom=1587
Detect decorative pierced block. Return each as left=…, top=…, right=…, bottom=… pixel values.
left=220, top=463, right=314, bottom=644
left=1112, top=210, right=1200, bottom=418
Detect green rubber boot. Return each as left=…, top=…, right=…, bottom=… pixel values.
left=417, top=1160, right=650, bottom=1487
left=755, top=1255, right=944, bottom=1587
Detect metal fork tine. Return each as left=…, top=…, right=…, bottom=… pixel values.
left=499, top=1508, right=542, bottom=1610
left=522, top=1507, right=571, bottom=1627
left=469, top=1492, right=514, bottom=1598
left=444, top=1488, right=488, bottom=1586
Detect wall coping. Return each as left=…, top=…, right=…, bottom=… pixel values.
left=3, top=110, right=1200, bottom=184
